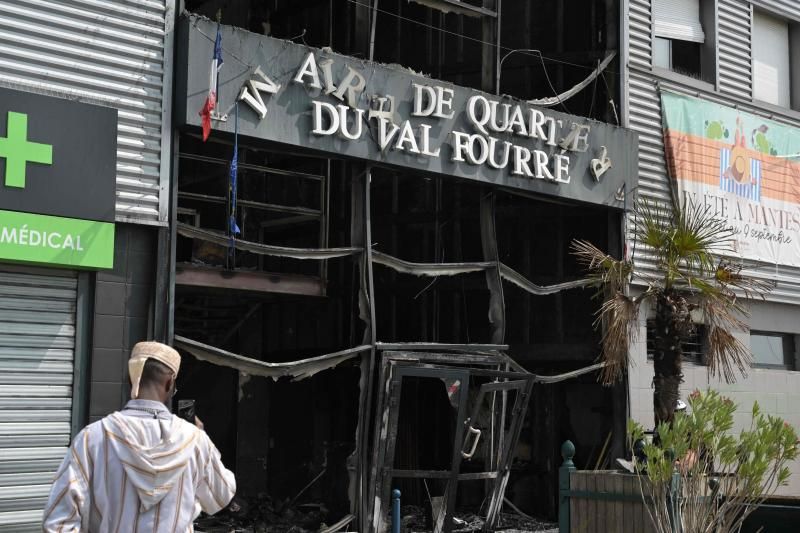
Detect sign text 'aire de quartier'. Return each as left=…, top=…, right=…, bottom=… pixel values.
left=178, top=17, right=637, bottom=209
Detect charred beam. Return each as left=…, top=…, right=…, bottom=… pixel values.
left=480, top=192, right=505, bottom=345
left=377, top=342, right=508, bottom=352
left=174, top=335, right=371, bottom=381
left=177, top=223, right=361, bottom=259
left=179, top=152, right=324, bottom=181
left=175, top=265, right=325, bottom=297
left=179, top=191, right=321, bottom=217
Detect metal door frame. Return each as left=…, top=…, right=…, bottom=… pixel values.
left=370, top=350, right=533, bottom=533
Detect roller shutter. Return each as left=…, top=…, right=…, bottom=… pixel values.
left=652, top=0, right=706, bottom=42
left=0, top=0, right=171, bottom=225
left=0, top=269, right=77, bottom=533
left=752, top=0, right=800, bottom=22
left=753, top=10, right=791, bottom=108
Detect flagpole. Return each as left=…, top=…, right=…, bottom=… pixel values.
left=213, top=11, right=223, bottom=122
left=211, top=20, right=224, bottom=122
left=228, top=100, right=239, bottom=269
left=199, top=19, right=225, bottom=140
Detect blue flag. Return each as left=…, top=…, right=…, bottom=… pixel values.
left=229, top=102, right=241, bottom=237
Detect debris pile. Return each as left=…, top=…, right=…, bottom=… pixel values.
left=493, top=511, right=558, bottom=533
left=195, top=498, right=555, bottom=533
left=194, top=496, right=332, bottom=533
left=399, top=505, right=557, bottom=533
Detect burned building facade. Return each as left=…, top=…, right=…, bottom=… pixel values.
left=169, top=2, right=638, bottom=530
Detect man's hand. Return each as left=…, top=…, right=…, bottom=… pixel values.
left=194, top=416, right=205, bottom=431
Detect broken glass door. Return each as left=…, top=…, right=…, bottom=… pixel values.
left=371, top=352, right=533, bottom=533
left=456, top=376, right=531, bottom=530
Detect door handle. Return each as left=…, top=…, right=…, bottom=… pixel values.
left=461, top=424, right=482, bottom=459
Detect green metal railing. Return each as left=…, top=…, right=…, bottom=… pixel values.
left=558, top=440, right=576, bottom=532
left=558, top=440, right=681, bottom=533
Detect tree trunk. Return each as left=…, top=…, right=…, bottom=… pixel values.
left=652, top=290, right=686, bottom=428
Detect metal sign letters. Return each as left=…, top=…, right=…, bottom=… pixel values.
left=178, top=16, right=637, bottom=208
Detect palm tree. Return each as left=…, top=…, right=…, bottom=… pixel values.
left=570, top=199, right=771, bottom=427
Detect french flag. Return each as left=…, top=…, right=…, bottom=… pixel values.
left=199, top=26, right=223, bottom=142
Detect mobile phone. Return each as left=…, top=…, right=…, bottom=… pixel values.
left=177, top=399, right=196, bottom=423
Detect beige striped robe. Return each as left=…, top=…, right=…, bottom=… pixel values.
left=42, top=399, right=236, bottom=532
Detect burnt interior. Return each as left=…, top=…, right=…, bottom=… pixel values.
left=183, top=0, right=617, bottom=122
left=176, top=0, right=625, bottom=530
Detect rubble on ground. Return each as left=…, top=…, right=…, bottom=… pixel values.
left=194, top=495, right=330, bottom=533
left=400, top=505, right=557, bottom=533
left=195, top=499, right=556, bottom=533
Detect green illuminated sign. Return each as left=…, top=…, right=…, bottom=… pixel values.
left=0, top=89, right=117, bottom=270
left=0, top=210, right=114, bottom=269
left=0, top=111, right=53, bottom=188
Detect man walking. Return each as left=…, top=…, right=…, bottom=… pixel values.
left=42, top=341, right=236, bottom=532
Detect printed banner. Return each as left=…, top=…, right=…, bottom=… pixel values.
left=661, top=92, right=800, bottom=267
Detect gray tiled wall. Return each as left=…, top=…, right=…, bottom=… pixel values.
left=629, top=300, right=800, bottom=497
left=88, top=224, right=157, bottom=422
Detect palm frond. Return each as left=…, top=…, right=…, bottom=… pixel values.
left=677, top=272, right=747, bottom=322
left=633, top=198, right=737, bottom=283
left=700, top=292, right=752, bottom=384
left=595, top=291, right=640, bottom=385
left=714, top=260, right=774, bottom=300
left=690, top=260, right=771, bottom=335
left=706, top=326, right=752, bottom=383
left=570, top=239, right=632, bottom=294
left=633, top=198, right=672, bottom=255
left=678, top=275, right=720, bottom=296
left=673, top=201, right=736, bottom=273
left=700, top=296, right=748, bottom=343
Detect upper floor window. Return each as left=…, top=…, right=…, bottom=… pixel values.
left=652, top=0, right=712, bottom=81
left=750, top=331, right=796, bottom=370
left=752, top=11, right=792, bottom=108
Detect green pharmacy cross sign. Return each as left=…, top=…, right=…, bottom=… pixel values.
left=0, top=87, right=118, bottom=270
left=0, top=111, right=53, bottom=188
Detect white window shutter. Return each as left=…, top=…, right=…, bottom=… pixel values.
left=753, top=11, right=791, bottom=108
left=653, top=0, right=705, bottom=42
left=652, top=37, right=671, bottom=68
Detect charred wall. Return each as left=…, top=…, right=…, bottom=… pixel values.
left=174, top=0, right=624, bottom=526
left=183, top=0, right=617, bottom=119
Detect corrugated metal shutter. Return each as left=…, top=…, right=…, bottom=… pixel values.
left=0, top=0, right=170, bottom=225
left=0, top=270, right=77, bottom=533
left=718, top=0, right=752, bottom=98
left=653, top=0, right=706, bottom=42
left=629, top=0, right=653, bottom=69
left=628, top=72, right=672, bottom=203
left=624, top=0, right=800, bottom=304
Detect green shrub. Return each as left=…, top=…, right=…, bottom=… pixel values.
left=628, top=389, right=798, bottom=533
